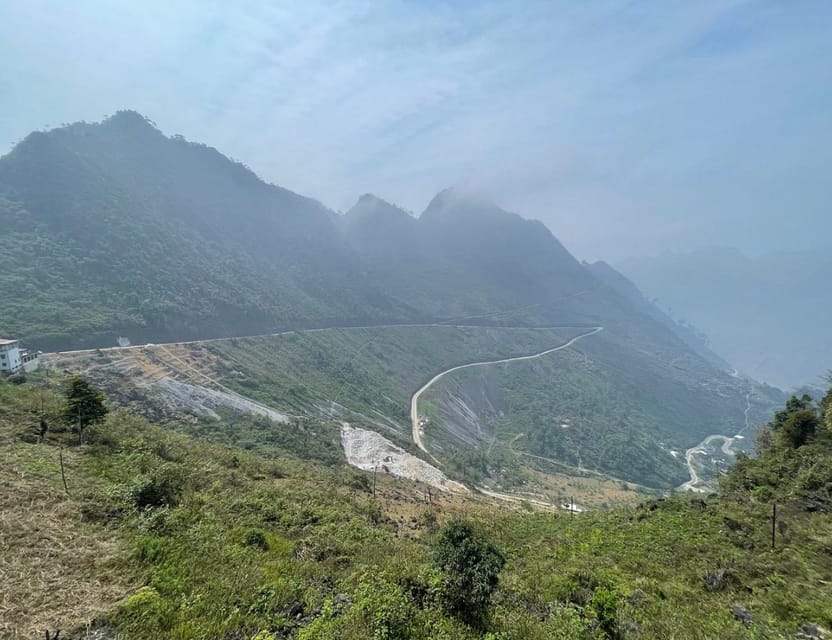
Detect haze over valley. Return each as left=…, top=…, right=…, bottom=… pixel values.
left=1, top=2, right=830, bottom=639
left=619, top=248, right=832, bottom=389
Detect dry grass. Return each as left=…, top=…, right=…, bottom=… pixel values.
left=518, top=466, right=648, bottom=507
left=0, top=446, right=132, bottom=639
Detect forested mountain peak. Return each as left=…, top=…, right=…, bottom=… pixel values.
left=101, top=109, right=161, bottom=133
left=420, top=187, right=511, bottom=222
left=344, top=193, right=414, bottom=225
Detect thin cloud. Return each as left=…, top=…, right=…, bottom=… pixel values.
left=0, top=0, right=829, bottom=259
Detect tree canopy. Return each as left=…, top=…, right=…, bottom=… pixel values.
left=61, top=375, right=108, bottom=443
left=432, top=519, right=505, bottom=626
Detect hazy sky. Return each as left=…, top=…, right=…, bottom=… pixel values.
left=1, top=1, right=830, bottom=260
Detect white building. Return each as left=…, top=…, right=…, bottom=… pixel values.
left=0, top=339, right=22, bottom=374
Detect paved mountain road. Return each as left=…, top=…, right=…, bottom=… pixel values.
left=409, top=326, right=603, bottom=455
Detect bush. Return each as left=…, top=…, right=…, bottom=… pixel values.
left=779, top=410, right=819, bottom=448
left=242, top=528, right=270, bottom=551
left=432, top=520, right=505, bottom=627
left=298, top=575, right=420, bottom=640
left=128, top=469, right=182, bottom=509
left=589, top=587, right=619, bottom=639
left=119, top=586, right=173, bottom=630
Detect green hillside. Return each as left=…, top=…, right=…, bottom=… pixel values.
left=2, top=373, right=830, bottom=639
left=49, top=324, right=781, bottom=491
left=202, top=326, right=778, bottom=488
left=205, top=325, right=584, bottom=433
left=0, top=114, right=416, bottom=350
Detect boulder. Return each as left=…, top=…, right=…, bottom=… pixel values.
left=731, top=603, right=752, bottom=627
left=798, top=622, right=828, bottom=639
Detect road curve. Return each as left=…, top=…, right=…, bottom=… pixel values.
left=678, top=389, right=752, bottom=493
left=678, top=434, right=737, bottom=493
left=410, top=326, right=604, bottom=455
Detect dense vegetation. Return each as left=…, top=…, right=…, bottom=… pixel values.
left=721, top=383, right=832, bottom=501
left=422, top=348, right=688, bottom=488
left=0, top=121, right=385, bottom=349
left=190, top=325, right=778, bottom=488
left=53, top=324, right=780, bottom=489
left=2, top=373, right=830, bottom=639
left=0, top=114, right=754, bottom=388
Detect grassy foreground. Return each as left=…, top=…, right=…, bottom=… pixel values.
left=1, top=376, right=831, bottom=639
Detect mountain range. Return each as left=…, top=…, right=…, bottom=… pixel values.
left=0, top=111, right=783, bottom=481
left=0, top=111, right=720, bottom=352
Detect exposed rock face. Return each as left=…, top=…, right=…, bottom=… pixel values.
left=799, top=623, right=828, bottom=639
left=340, top=423, right=467, bottom=493
left=154, top=376, right=288, bottom=423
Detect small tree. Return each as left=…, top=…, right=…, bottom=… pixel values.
left=61, top=375, right=108, bottom=444
left=432, top=519, right=505, bottom=627
left=770, top=394, right=814, bottom=431
left=779, top=409, right=819, bottom=449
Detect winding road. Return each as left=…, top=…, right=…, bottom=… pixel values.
left=678, top=434, right=737, bottom=493
left=409, top=326, right=604, bottom=455
left=678, top=389, right=753, bottom=492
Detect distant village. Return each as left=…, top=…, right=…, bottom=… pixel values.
left=0, top=338, right=41, bottom=376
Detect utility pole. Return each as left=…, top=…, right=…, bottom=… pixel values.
left=771, top=502, right=777, bottom=549
left=59, top=448, right=69, bottom=496
left=372, top=464, right=377, bottom=497
left=39, top=391, right=47, bottom=442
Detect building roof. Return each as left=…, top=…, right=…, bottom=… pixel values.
left=0, top=339, right=18, bottom=345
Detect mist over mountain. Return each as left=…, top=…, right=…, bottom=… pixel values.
left=0, top=112, right=779, bottom=480
left=0, top=111, right=712, bottom=354
left=619, top=248, right=832, bottom=388
left=3, top=2, right=832, bottom=635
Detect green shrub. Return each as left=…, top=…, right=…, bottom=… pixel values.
left=128, top=468, right=183, bottom=509
left=119, top=586, right=174, bottom=631
left=299, top=575, right=422, bottom=640
left=242, top=528, right=270, bottom=551
left=432, top=520, right=505, bottom=627
left=590, top=587, right=619, bottom=639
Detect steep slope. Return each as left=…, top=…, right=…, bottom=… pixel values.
left=340, top=188, right=601, bottom=321
left=0, top=113, right=416, bottom=348
left=3, top=373, right=830, bottom=640
left=338, top=195, right=785, bottom=483
left=417, top=188, right=595, bottom=305
left=341, top=193, right=417, bottom=258
left=585, top=260, right=730, bottom=370
left=0, top=113, right=785, bottom=486
left=340, top=194, right=423, bottom=294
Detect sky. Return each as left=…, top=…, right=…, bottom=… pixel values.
left=1, top=0, right=830, bottom=261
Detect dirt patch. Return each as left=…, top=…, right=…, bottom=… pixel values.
left=340, top=424, right=467, bottom=493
